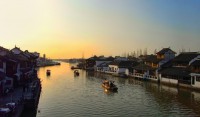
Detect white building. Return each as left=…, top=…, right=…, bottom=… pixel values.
left=108, top=61, right=133, bottom=75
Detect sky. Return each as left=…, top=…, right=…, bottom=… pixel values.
left=0, top=0, right=200, bottom=59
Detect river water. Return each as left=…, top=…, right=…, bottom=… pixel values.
left=31, top=62, right=200, bottom=117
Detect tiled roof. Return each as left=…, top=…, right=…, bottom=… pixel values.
left=157, top=48, right=176, bottom=55
left=0, top=46, right=9, bottom=52
left=161, top=60, right=173, bottom=68
left=133, top=64, right=155, bottom=71
left=109, top=61, right=137, bottom=68
left=87, top=56, right=114, bottom=61
left=5, top=53, right=19, bottom=62
left=0, top=46, right=9, bottom=56
left=173, top=52, right=199, bottom=63
left=6, top=53, right=29, bottom=62
left=24, top=51, right=39, bottom=59
left=144, top=55, right=161, bottom=64
left=97, top=62, right=110, bottom=67
left=191, top=60, right=200, bottom=66
left=159, top=67, right=190, bottom=77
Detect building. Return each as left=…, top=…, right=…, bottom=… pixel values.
left=190, top=55, right=200, bottom=88
left=159, top=52, right=200, bottom=86
left=96, top=62, right=111, bottom=73
left=85, top=56, right=114, bottom=71
left=95, top=57, right=114, bottom=72
left=130, top=48, right=176, bottom=81
left=0, top=47, right=14, bottom=95
left=85, top=56, right=98, bottom=70
left=108, top=61, right=138, bottom=75
left=2, top=46, right=39, bottom=87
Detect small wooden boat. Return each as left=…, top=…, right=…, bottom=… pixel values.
left=74, top=70, right=79, bottom=76
left=46, top=70, right=51, bottom=76
left=102, top=80, right=118, bottom=92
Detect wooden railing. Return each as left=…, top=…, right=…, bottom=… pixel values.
left=130, top=73, right=144, bottom=78
left=146, top=75, right=157, bottom=79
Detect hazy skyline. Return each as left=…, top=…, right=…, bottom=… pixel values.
left=0, top=0, right=200, bottom=58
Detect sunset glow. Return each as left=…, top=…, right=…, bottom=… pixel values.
left=0, top=0, right=200, bottom=58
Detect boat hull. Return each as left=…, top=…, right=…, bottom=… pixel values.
left=102, top=84, right=118, bottom=92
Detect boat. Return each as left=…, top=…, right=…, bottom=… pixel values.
left=102, top=80, right=118, bottom=92
left=71, top=66, right=75, bottom=69
left=46, top=70, right=51, bottom=76
left=74, top=70, right=79, bottom=76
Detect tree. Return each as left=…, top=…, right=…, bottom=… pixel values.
left=154, top=49, right=157, bottom=55
left=143, top=48, right=148, bottom=55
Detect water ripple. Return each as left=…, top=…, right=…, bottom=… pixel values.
left=33, top=62, right=200, bottom=117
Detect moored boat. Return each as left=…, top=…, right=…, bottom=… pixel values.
left=74, top=70, right=79, bottom=76
left=71, top=66, right=75, bottom=69
left=102, top=80, right=118, bottom=92
left=46, top=70, right=51, bottom=76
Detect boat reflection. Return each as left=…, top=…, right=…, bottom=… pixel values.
left=102, top=80, right=118, bottom=92
left=103, top=88, right=118, bottom=95
left=74, top=70, right=80, bottom=76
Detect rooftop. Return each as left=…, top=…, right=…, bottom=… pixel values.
left=157, top=48, right=176, bottom=55
left=190, top=60, right=200, bottom=66
left=144, top=55, right=161, bottom=64
left=133, top=64, right=155, bottom=71
left=109, top=61, right=138, bottom=68
left=173, top=52, right=199, bottom=63
left=159, top=67, right=190, bottom=77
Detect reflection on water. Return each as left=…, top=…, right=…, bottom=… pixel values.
left=103, top=89, right=118, bottom=96
left=21, top=62, right=200, bottom=117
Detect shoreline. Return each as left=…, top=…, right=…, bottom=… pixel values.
left=37, top=62, right=61, bottom=67
left=91, top=70, right=200, bottom=93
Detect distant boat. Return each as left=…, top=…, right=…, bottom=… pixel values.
left=102, top=80, right=118, bottom=92
left=46, top=70, right=51, bottom=76
left=74, top=70, right=79, bottom=76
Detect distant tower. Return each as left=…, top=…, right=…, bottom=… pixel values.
left=43, top=54, right=46, bottom=59
left=82, top=52, right=84, bottom=59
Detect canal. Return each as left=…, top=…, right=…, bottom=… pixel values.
left=27, top=62, right=200, bottom=117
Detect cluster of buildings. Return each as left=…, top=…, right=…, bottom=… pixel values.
left=0, top=46, right=39, bottom=96
left=85, top=48, right=200, bottom=89
left=37, top=54, right=60, bottom=67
